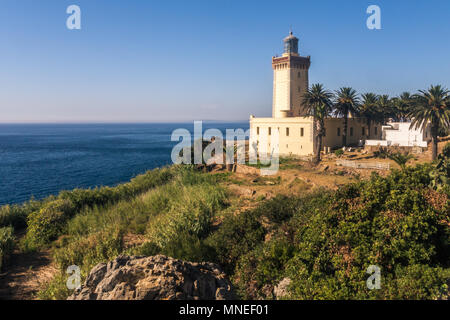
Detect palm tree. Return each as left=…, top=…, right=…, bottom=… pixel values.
left=334, top=87, right=360, bottom=146
left=360, top=93, right=379, bottom=138
left=377, top=95, right=393, bottom=123
left=302, top=84, right=334, bottom=163
left=409, top=85, right=450, bottom=160
left=392, top=92, right=414, bottom=122
left=388, top=152, right=414, bottom=170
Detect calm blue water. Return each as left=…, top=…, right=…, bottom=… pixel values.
left=0, top=122, right=249, bottom=206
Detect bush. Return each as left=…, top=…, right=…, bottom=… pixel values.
left=146, top=181, right=228, bottom=248
left=0, top=226, right=15, bottom=271
left=228, top=165, right=449, bottom=299
left=53, top=228, right=123, bottom=275
left=335, top=149, right=344, bottom=157
left=23, top=199, right=75, bottom=250
left=234, top=238, right=295, bottom=299
left=373, top=146, right=391, bottom=159
left=205, top=195, right=303, bottom=275
left=0, top=199, right=46, bottom=229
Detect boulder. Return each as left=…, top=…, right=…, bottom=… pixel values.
left=68, top=255, right=235, bottom=300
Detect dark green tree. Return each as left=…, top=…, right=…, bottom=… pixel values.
left=302, top=84, right=334, bottom=163
left=409, top=85, right=450, bottom=160
left=334, top=87, right=360, bottom=146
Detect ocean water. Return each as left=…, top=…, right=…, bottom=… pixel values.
left=0, top=122, right=249, bottom=206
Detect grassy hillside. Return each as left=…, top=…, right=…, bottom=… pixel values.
left=1, top=146, right=449, bottom=300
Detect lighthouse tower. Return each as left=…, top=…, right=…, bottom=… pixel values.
left=272, top=32, right=310, bottom=118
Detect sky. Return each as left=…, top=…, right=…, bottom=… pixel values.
left=0, top=0, right=449, bottom=123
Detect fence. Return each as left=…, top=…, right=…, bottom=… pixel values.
left=336, top=160, right=390, bottom=170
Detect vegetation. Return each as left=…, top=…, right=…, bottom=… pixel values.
left=38, top=166, right=229, bottom=299
left=334, top=149, right=344, bottom=157
left=302, top=84, right=334, bottom=163
left=409, top=85, right=450, bottom=160
left=229, top=165, right=449, bottom=299
left=301, top=84, right=449, bottom=163
left=430, top=143, right=450, bottom=190
left=388, top=152, right=414, bottom=170
left=30, top=155, right=448, bottom=300
left=0, top=227, right=15, bottom=272
left=0, top=167, right=175, bottom=246
left=334, top=87, right=360, bottom=147
left=2, top=136, right=450, bottom=301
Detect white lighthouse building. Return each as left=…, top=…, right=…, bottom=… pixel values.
left=250, top=32, right=382, bottom=157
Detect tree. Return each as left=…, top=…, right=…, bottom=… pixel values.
left=392, top=92, right=414, bottom=122
left=388, top=152, right=414, bottom=170
left=377, top=94, right=394, bottom=123
left=302, top=84, right=334, bottom=163
left=409, top=85, right=450, bottom=160
left=360, top=93, right=380, bottom=138
left=334, top=87, right=360, bottom=146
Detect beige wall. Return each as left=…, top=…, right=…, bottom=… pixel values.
left=322, top=118, right=383, bottom=149
left=250, top=117, right=315, bottom=156
left=249, top=116, right=383, bottom=157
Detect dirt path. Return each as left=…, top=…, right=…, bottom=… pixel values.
left=0, top=237, right=57, bottom=300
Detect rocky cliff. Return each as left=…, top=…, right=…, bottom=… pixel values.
left=68, top=255, right=235, bottom=300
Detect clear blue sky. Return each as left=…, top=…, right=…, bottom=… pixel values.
left=1, top=0, right=449, bottom=122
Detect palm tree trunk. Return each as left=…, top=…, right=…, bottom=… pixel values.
left=342, top=113, right=348, bottom=147
left=315, top=134, right=322, bottom=163
left=314, top=120, right=323, bottom=163
left=431, top=123, right=439, bottom=161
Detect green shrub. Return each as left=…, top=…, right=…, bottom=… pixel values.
left=23, top=199, right=75, bottom=250
left=335, top=149, right=344, bottom=157
left=0, top=199, right=46, bottom=229
left=53, top=228, right=123, bottom=274
left=373, top=146, right=391, bottom=159
left=146, top=183, right=228, bottom=248
left=234, top=238, right=295, bottom=299
left=134, top=232, right=216, bottom=263
left=227, top=165, right=448, bottom=300
left=0, top=226, right=15, bottom=271
left=37, top=273, right=72, bottom=300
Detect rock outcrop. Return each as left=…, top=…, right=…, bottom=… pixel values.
left=68, top=255, right=235, bottom=300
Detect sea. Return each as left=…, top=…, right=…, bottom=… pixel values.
left=0, top=122, right=249, bottom=206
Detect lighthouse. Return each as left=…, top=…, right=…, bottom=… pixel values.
left=272, top=32, right=310, bottom=118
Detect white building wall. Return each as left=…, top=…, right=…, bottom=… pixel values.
left=366, top=122, right=431, bottom=147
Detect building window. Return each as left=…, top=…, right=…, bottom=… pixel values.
left=362, top=127, right=365, bottom=136
left=268, top=127, right=271, bottom=136
left=298, top=87, right=301, bottom=93
left=300, top=128, right=304, bottom=137
left=298, top=72, right=301, bottom=78
left=286, top=127, right=289, bottom=136
left=337, top=128, right=340, bottom=136
left=350, top=127, right=353, bottom=136
left=256, top=127, right=259, bottom=135
left=374, top=127, right=378, bottom=135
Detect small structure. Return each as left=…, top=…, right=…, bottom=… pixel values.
left=365, top=122, right=431, bottom=148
